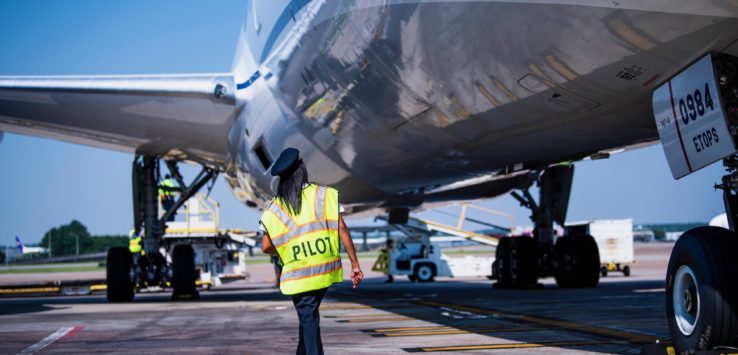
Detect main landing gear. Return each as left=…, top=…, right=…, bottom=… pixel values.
left=106, top=155, right=217, bottom=302
left=664, top=156, right=738, bottom=352
left=492, top=165, right=601, bottom=289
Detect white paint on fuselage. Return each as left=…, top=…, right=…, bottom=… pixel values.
left=228, top=1, right=738, bottom=210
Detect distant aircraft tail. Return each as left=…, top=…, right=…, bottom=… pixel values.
left=15, top=236, right=24, bottom=253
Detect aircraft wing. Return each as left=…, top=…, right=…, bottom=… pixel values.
left=0, top=74, right=238, bottom=165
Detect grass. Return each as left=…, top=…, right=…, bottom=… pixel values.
left=2, top=266, right=105, bottom=274
left=444, top=249, right=495, bottom=255
left=2, top=250, right=480, bottom=271
left=244, top=256, right=272, bottom=265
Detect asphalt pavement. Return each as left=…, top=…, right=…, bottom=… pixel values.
left=0, top=242, right=673, bottom=354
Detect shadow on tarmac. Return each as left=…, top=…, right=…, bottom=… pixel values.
left=0, top=276, right=668, bottom=353
left=324, top=277, right=667, bottom=354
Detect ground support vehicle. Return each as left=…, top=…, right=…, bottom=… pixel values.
left=160, top=195, right=256, bottom=288
left=373, top=210, right=499, bottom=282
left=565, top=219, right=634, bottom=277
left=157, top=194, right=255, bottom=290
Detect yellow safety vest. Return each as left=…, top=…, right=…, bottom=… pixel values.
left=129, top=229, right=142, bottom=254
left=259, top=184, right=342, bottom=295
left=158, top=178, right=174, bottom=196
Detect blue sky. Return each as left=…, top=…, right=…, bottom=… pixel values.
left=0, top=1, right=727, bottom=245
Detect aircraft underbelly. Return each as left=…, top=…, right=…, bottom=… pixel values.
left=253, top=0, right=738, bottom=202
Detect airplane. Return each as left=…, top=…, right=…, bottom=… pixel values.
left=15, top=236, right=47, bottom=255
left=0, top=1, right=737, bottom=352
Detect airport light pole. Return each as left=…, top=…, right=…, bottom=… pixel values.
left=71, top=232, right=79, bottom=255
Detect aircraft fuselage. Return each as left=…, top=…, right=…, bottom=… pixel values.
left=226, top=0, right=738, bottom=212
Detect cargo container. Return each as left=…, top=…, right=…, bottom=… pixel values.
left=564, top=219, right=634, bottom=277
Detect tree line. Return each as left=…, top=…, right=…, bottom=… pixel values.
left=38, top=220, right=128, bottom=257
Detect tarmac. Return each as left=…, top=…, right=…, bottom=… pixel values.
left=0, top=243, right=673, bottom=354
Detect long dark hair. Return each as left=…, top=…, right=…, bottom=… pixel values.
left=276, top=160, right=309, bottom=216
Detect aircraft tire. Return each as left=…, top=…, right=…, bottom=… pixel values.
left=172, top=244, right=198, bottom=300
left=666, top=227, right=738, bottom=353
left=622, top=265, right=630, bottom=277
left=494, top=237, right=512, bottom=285
left=106, top=247, right=134, bottom=302
left=600, top=267, right=608, bottom=277
left=509, top=237, right=539, bottom=287
left=554, top=235, right=600, bottom=288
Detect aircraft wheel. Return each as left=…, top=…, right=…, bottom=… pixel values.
left=622, top=265, right=630, bottom=277
left=555, top=235, right=600, bottom=288
left=494, top=237, right=512, bottom=285
left=666, top=227, right=738, bottom=353
left=106, top=247, right=134, bottom=302
left=414, top=263, right=435, bottom=282
left=172, top=244, right=198, bottom=300
left=600, top=267, right=608, bottom=277
left=509, top=237, right=539, bottom=287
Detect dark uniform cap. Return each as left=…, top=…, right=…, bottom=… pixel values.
left=271, top=148, right=301, bottom=177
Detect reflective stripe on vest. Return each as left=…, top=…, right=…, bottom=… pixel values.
left=270, top=219, right=340, bottom=249
left=259, top=184, right=342, bottom=295
left=316, top=185, right=327, bottom=220
left=268, top=203, right=296, bottom=229
left=281, top=257, right=342, bottom=283
left=159, top=179, right=174, bottom=196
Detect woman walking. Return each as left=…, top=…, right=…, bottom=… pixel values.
left=260, top=148, right=364, bottom=355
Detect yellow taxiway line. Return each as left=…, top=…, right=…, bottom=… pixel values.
left=372, top=325, right=454, bottom=333
left=376, top=326, right=547, bottom=337
left=407, top=339, right=626, bottom=352
left=336, top=317, right=414, bottom=323
left=0, top=287, right=60, bottom=294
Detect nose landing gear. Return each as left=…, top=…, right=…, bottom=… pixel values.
left=664, top=155, right=738, bottom=352
left=665, top=226, right=737, bottom=352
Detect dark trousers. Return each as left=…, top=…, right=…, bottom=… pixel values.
left=162, top=197, right=175, bottom=221
left=291, top=288, right=327, bottom=355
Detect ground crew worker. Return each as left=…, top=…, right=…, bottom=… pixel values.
left=159, top=174, right=175, bottom=221
left=384, top=239, right=394, bottom=283
left=260, top=147, right=363, bottom=355
left=128, top=228, right=142, bottom=255
left=128, top=228, right=143, bottom=273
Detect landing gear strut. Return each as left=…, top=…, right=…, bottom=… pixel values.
left=493, top=165, right=600, bottom=288
left=664, top=156, right=738, bottom=352
left=105, top=155, right=217, bottom=302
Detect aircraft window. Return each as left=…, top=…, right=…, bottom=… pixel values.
left=253, top=141, right=272, bottom=171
